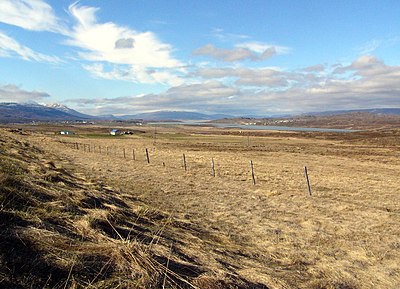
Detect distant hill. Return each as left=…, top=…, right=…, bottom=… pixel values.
left=0, top=102, right=94, bottom=123
left=119, top=111, right=233, bottom=121
left=305, top=108, right=400, bottom=116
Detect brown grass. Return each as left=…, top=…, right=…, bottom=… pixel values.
left=1, top=129, right=262, bottom=288
left=2, top=125, right=400, bottom=288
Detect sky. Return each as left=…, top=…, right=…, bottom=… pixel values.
left=0, top=0, right=399, bottom=116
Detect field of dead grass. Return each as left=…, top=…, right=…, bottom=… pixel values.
left=2, top=125, right=400, bottom=288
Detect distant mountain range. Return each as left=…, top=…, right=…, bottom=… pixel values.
left=119, top=111, right=232, bottom=121
left=0, top=102, right=231, bottom=123
left=1, top=102, right=400, bottom=123
left=304, top=108, right=400, bottom=116
left=0, top=102, right=93, bottom=123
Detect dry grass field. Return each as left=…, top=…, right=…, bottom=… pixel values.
left=1, top=124, right=400, bottom=288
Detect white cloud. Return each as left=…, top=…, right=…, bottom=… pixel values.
left=83, top=63, right=184, bottom=86
left=0, top=0, right=66, bottom=33
left=0, top=31, right=60, bottom=63
left=236, top=41, right=291, bottom=55
left=0, top=84, right=50, bottom=102
left=193, top=44, right=278, bottom=62
left=194, top=67, right=292, bottom=87
left=66, top=3, right=184, bottom=85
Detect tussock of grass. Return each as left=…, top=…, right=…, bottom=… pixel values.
left=0, top=131, right=259, bottom=288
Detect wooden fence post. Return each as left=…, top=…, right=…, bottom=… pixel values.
left=183, top=154, right=187, bottom=171
left=106, top=146, right=109, bottom=155
left=146, top=148, right=150, bottom=164
left=132, top=149, right=135, bottom=160
left=211, top=158, right=215, bottom=177
left=250, top=160, right=256, bottom=185
left=123, top=148, right=126, bottom=159
left=153, top=126, right=157, bottom=146
left=304, top=166, right=312, bottom=196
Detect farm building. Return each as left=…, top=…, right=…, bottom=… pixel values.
left=60, top=131, right=75, bottom=135
left=110, top=129, right=120, bottom=136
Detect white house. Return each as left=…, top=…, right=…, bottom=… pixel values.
left=60, top=131, right=75, bottom=135
left=110, top=129, right=120, bottom=135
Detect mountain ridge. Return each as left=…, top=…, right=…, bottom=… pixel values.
left=1, top=102, right=400, bottom=123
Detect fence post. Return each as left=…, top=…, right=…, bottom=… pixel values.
left=211, top=158, right=215, bottom=177
left=183, top=154, right=187, bottom=171
left=123, top=148, right=126, bottom=159
left=153, top=126, right=157, bottom=146
left=146, top=148, right=150, bottom=164
left=250, top=160, right=256, bottom=185
left=304, top=166, right=312, bottom=196
left=132, top=148, right=135, bottom=160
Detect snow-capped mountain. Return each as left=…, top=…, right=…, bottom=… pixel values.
left=0, top=102, right=94, bottom=123
left=45, top=103, right=93, bottom=119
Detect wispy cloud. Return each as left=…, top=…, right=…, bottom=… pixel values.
left=0, top=84, right=50, bottom=102
left=0, top=0, right=67, bottom=34
left=356, top=39, right=382, bottom=55
left=0, top=31, right=60, bottom=63
left=356, top=37, right=400, bottom=56
left=211, top=28, right=250, bottom=42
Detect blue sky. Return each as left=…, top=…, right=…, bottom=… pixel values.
left=0, top=0, right=399, bottom=116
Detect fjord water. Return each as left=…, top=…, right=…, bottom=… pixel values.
left=150, top=122, right=360, bottom=133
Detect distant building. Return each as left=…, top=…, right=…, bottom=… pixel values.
left=110, top=129, right=120, bottom=135
left=60, top=131, right=75, bottom=135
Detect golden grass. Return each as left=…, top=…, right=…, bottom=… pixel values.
left=2, top=125, right=400, bottom=288
left=2, top=129, right=261, bottom=288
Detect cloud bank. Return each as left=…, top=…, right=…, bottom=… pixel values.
left=67, top=55, right=400, bottom=116
left=0, top=84, right=50, bottom=102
